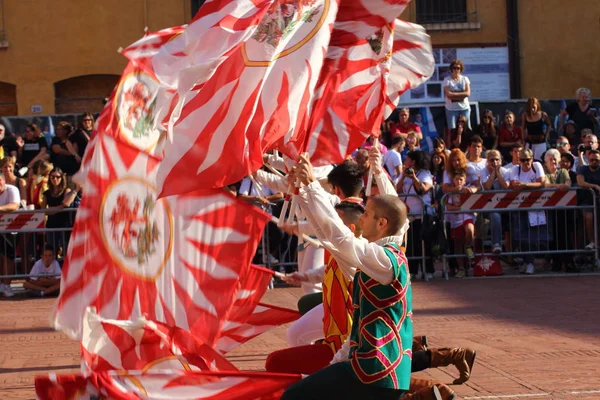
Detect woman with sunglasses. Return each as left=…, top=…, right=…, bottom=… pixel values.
left=444, top=59, right=471, bottom=142
left=71, top=113, right=93, bottom=158
left=475, top=110, right=498, bottom=152
left=522, top=97, right=552, bottom=162
left=41, top=168, right=78, bottom=257
left=449, top=115, right=473, bottom=152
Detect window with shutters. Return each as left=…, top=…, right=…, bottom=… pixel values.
left=415, top=0, right=469, bottom=24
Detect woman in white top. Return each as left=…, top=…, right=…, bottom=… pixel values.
left=397, top=150, right=434, bottom=279
left=444, top=59, right=471, bottom=131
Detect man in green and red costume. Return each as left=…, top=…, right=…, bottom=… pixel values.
left=282, top=154, right=440, bottom=400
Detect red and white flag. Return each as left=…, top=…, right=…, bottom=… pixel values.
left=150, top=0, right=340, bottom=196
left=53, top=134, right=271, bottom=344
left=299, top=1, right=434, bottom=165
left=36, top=370, right=301, bottom=400
left=80, top=308, right=237, bottom=374
left=216, top=303, right=300, bottom=354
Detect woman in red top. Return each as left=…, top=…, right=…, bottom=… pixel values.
left=498, top=111, right=523, bottom=163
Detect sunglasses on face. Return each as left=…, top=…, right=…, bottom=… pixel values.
left=483, top=116, right=492, bottom=120
left=489, top=158, right=500, bottom=162
left=520, top=158, right=532, bottom=162
left=557, top=142, right=568, bottom=147
left=50, top=175, right=62, bottom=179
left=451, top=67, right=461, bottom=70
left=83, top=119, right=93, bottom=122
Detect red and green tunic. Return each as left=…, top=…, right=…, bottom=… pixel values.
left=346, top=243, right=413, bottom=390
left=320, top=251, right=353, bottom=353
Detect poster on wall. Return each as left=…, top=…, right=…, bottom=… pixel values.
left=399, top=46, right=510, bottom=105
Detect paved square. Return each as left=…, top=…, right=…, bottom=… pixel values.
left=1, top=275, right=599, bottom=399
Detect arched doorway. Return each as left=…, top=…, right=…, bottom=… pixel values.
left=0, top=82, right=18, bottom=116
left=54, top=74, right=120, bottom=114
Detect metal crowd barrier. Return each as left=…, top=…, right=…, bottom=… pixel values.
left=0, top=208, right=77, bottom=279
left=440, top=188, right=600, bottom=274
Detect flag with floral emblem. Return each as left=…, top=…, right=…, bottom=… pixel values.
left=53, top=133, right=271, bottom=344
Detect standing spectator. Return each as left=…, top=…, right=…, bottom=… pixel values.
left=382, top=137, right=403, bottom=184
left=443, top=59, right=471, bottom=137
left=522, top=97, right=551, bottom=162
left=430, top=151, right=447, bottom=189
left=445, top=170, right=476, bottom=277
left=562, top=120, right=581, bottom=151
left=28, top=160, right=53, bottom=209
left=397, top=150, right=434, bottom=279
left=0, top=172, right=21, bottom=297
left=51, top=122, right=81, bottom=177
left=0, top=124, right=18, bottom=162
left=561, top=88, right=597, bottom=135
left=0, top=157, right=27, bottom=205
left=480, top=150, right=510, bottom=253
left=544, top=149, right=572, bottom=272
left=576, top=149, right=600, bottom=250
left=556, top=136, right=577, bottom=171
left=576, top=131, right=598, bottom=168
left=475, top=109, right=498, bottom=151
left=42, top=168, right=78, bottom=256
left=22, top=245, right=61, bottom=297
left=466, top=136, right=487, bottom=187
left=507, top=148, right=546, bottom=275
left=71, top=113, right=93, bottom=158
left=498, top=111, right=523, bottom=162
left=560, top=153, right=577, bottom=183
left=16, top=123, right=49, bottom=173
left=389, top=108, right=422, bottom=141
left=443, top=149, right=478, bottom=194
left=449, top=114, right=473, bottom=152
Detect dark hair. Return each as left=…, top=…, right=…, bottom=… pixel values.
left=335, top=201, right=365, bottom=233
left=511, top=143, right=524, bottom=151
left=43, top=244, right=55, bottom=254
left=449, top=59, right=465, bottom=72
left=327, top=160, right=364, bottom=198
left=469, top=135, right=484, bottom=145
left=81, top=112, right=94, bottom=123
left=589, top=150, right=600, bottom=156
left=433, top=137, right=446, bottom=149
left=27, top=123, right=39, bottom=133
left=369, top=194, right=408, bottom=237
left=56, top=121, right=74, bottom=135
left=390, top=136, right=404, bottom=147
left=406, top=150, right=430, bottom=171
left=47, top=167, right=67, bottom=194
left=560, top=153, right=574, bottom=166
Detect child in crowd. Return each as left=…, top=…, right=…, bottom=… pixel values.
left=445, top=170, right=476, bottom=278
left=23, top=245, right=61, bottom=297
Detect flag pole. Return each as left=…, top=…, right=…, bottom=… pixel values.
left=271, top=216, right=321, bottom=248
left=365, top=137, right=378, bottom=196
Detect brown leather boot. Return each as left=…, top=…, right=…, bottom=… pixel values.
left=430, top=347, right=476, bottom=384
left=400, top=385, right=442, bottom=400
left=408, top=378, right=456, bottom=400
left=412, top=335, right=428, bottom=352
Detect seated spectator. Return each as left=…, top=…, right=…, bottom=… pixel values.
left=480, top=150, right=510, bottom=253
left=561, top=88, right=596, bottom=136
left=42, top=168, right=78, bottom=256
left=71, top=113, right=93, bottom=158
left=382, top=137, right=403, bottom=184
left=445, top=170, right=476, bottom=277
left=0, top=123, right=18, bottom=162
left=0, top=157, right=27, bottom=205
left=23, top=245, right=61, bottom=297
left=449, top=114, right=473, bottom=152
left=430, top=151, right=447, bottom=192
left=522, top=97, right=551, bottom=162
left=51, top=122, right=81, bottom=177
left=0, top=172, right=21, bottom=298
left=432, top=137, right=451, bottom=157
left=389, top=108, right=422, bottom=141
left=17, top=123, right=49, bottom=173
left=443, top=149, right=479, bottom=194
left=475, top=109, right=498, bottom=152
left=544, top=149, right=573, bottom=272
left=507, top=148, right=546, bottom=275
left=576, top=149, right=600, bottom=250
left=560, top=153, right=577, bottom=183
left=29, top=160, right=53, bottom=209
left=498, top=111, right=523, bottom=162
left=397, top=150, right=434, bottom=279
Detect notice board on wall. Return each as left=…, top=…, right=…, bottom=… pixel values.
left=399, top=46, right=510, bottom=104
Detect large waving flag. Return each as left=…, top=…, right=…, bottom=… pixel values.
left=53, top=134, right=271, bottom=343
left=300, top=2, right=434, bottom=166
left=144, top=0, right=340, bottom=197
